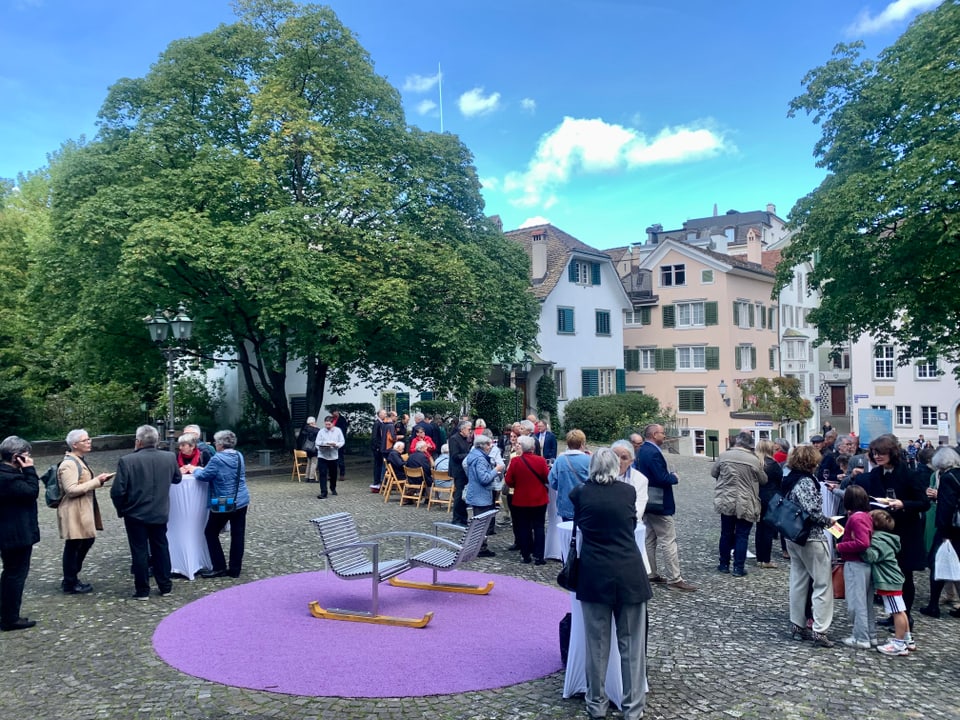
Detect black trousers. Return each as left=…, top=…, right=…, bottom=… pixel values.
left=0, top=545, right=32, bottom=626
left=452, top=474, right=469, bottom=525
left=123, top=517, right=172, bottom=596
left=62, top=537, right=95, bottom=587
left=318, top=459, right=339, bottom=494
left=204, top=505, right=247, bottom=577
left=512, top=503, right=547, bottom=560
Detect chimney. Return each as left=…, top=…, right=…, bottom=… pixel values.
left=746, top=228, right=762, bottom=264
left=766, top=203, right=776, bottom=215
left=531, top=231, right=547, bottom=281
left=711, top=231, right=727, bottom=255
left=645, top=224, right=662, bottom=245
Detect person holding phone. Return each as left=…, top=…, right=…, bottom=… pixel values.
left=0, top=436, right=40, bottom=631
left=58, top=429, right=113, bottom=594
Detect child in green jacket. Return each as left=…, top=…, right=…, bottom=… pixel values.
left=863, top=509, right=914, bottom=656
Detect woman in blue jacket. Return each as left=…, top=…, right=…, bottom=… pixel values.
left=188, top=430, right=249, bottom=579
left=464, top=434, right=502, bottom=557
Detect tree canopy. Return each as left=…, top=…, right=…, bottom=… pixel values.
left=776, top=1, right=960, bottom=378
left=35, top=0, right=539, bottom=444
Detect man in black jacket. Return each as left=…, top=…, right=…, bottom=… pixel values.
left=449, top=420, right=473, bottom=526
left=111, top=425, right=181, bottom=600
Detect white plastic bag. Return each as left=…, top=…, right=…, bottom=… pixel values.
left=935, top=540, right=960, bottom=581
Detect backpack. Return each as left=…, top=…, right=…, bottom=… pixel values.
left=41, top=456, right=83, bottom=509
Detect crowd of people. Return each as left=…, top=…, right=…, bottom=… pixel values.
left=710, top=427, right=960, bottom=656
left=0, top=423, right=249, bottom=630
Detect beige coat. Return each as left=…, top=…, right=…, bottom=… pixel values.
left=57, top=453, right=103, bottom=539
left=711, top=446, right=767, bottom=522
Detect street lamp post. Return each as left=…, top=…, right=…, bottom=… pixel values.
left=144, top=303, right=193, bottom=447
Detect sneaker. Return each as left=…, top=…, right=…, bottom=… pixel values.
left=731, top=567, right=748, bottom=577
left=812, top=631, right=834, bottom=648
left=877, top=639, right=909, bottom=656
left=904, top=636, right=917, bottom=651
left=870, top=637, right=879, bottom=647
left=843, top=637, right=871, bottom=650
left=369, top=485, right=381, bottom=493
left=132, top=593, right=150, bottom=601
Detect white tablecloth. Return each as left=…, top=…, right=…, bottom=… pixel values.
left=544, top=487, right=565, bottom=560
left=167, top=474, right=211, bottom=580
left=558, top=520, right=648, bottom=705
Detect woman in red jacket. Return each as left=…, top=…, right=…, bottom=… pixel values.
left=504, top=435, right=549, bottom=564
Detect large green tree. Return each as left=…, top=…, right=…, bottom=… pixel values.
left=42, top=0, right=539, bottom=445
left=777, top=1, right=960, bottom=378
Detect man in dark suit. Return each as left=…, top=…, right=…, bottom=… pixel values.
left=369, top=409, right=386, bottom=492
left=449, top=420, right=473, bottom=526
left=633, top=423, right=696, bottom=592
left=110, top=425, right=181, bottom=600
left=535, top=420, right=558, bottom=461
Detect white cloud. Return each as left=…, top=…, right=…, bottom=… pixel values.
left=502, top=116, right=729, bottom=208
left=416, top=99, right=437, bottom=115
left=847, top=0, right=941, bottom=35
left=459, top=88, right=501, bottom=117
left=520, top=98, right=536, bottom=113
left=519, top=216, right=550, bottom=228
left=403, top=73, right=440, bottom=93
left=479, top=176, right=499, bottom=191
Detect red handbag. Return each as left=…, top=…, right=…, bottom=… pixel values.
left=832, top=562, right=845, bottom=599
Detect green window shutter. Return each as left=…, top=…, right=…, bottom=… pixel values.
left=751, top=347, right=757, bottom=369
left=768, top=347, right=776, bottom=370
left=732, top=301, right=740, bottom=326
left=705, top=346, right=720, bottom=370
left=735, top=347, right=742, bottom=370
left=616, top=369, right=626, bottom=394
left=624, top=349, right=640, bottom=372
left=581, top=369, right=599, bottom=397
left=595, top=310, right=610, bottom=335
left=705, top=301, right=718, bottom=326
left=591, top=263, right=601, bottom=286
left=748, top=303, right=755, bottom=328
left=640, top=306, right=651, bottom=325
left=662, top=348, right=676, bottom=370
left=769, top=307, right=776, bottom=330
left=678, top=389, right=705, bottom=412
left=568, top=262, right=577, bottom=282
left=760, top=305, right=766, bottom=329
left=558, top=308, right=575, bottom=333
left=662, top=304, right=676, bottom=328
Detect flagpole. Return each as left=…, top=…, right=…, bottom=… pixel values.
left=438, top=62, right=444, bottom=133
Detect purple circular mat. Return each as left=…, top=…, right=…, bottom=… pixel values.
left=153, top=569, right=568, bottom=697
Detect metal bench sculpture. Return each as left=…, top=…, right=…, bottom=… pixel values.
left=309, top=512, right=431, bottom=628
left=389, top=509, right=498, bottom=595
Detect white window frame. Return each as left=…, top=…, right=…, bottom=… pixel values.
left=380, top=391, right=397, bottom=413
left=737, top=344, right=754, bottom=371
left=598, top=369, right=617, bottom=397
left=660, top=263, right=686, bottom=287
left=873, top=344, right=895, bottom=380
left=700, top=269, right=714, bottom=284
left=676, top=301, right=705, bottom=328
left=571, top=261, right=591, bottom=285
left=736, top=301, right=752, bottom=329
left=921, top=405, right=937, bottom=428
left=554, top=369, right=567, bottom=400
left=677, top=346, right=706, bottom=371
left=916, top=360, right=938, bottom=379
left=895, top=405, right=912, bottom=427
left=639, top=348, right=656, bottom=371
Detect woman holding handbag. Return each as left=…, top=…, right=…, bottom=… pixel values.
left=187, top=430, right=249, bottom=579
left=570, top=448, right=651, bottom=720
left=783, top=444, right=835, bottom=647
left=919, top=447, right=960, bottom=617
left=504, top=435, right=549, bottom=564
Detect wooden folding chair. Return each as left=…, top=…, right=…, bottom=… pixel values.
left=382, top=465, right=405, bottom=503
left=427, top=470, right=454, bottom=511
left=291, top=449, right=308, bottom=482
left=399, top=465, right=427, bottom=507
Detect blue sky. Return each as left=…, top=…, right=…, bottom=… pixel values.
left=0, top=0, right=942, bottom=245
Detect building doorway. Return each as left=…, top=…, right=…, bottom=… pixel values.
left=830, top=385, right=846, bottom=417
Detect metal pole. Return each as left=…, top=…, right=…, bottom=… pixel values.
left=167, top=348, right=176, bottom=447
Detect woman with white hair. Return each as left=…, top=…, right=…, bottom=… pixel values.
left=570, top=447, right=651, bottom=720
left=58, top=429, right=112, bottom=594
left=919, top=446, right=960, bottom=618
left=504, top=434, right=549, bottom=564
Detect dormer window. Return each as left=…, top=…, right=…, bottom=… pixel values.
left=568, top=260, right=601, bottom=286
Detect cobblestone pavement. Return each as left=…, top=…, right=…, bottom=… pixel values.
left=4, top=448, right=959, bottom=720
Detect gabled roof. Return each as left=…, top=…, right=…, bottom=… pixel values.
left=504, top=223, right=612, bottom=300
left=638, top=238, right=775, bottom=279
